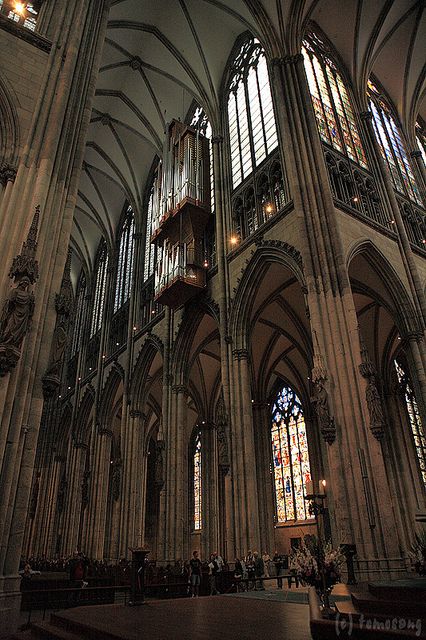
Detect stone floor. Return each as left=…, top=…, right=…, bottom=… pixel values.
left=49, top=595, right=312, bottom=640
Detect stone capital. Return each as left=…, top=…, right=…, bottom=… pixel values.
left=232, top=348, right=249, bottom=361
left=172, top=384, right=188, bottom=395
left=211, top=135, right=224, bottom=145
left=0, top=164, right=17, bottom=186
left=360, top=110, right=373, bottom=122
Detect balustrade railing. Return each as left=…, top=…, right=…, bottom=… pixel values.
left=396, top=195, right=426, bottom=251
left=140, top=278, right=162, bottom=329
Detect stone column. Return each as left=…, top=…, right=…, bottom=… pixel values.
left=252, top=402, right=275, bottom=555
left=410, top=149, right=426, bottom=200
left=162, top=385, right=188, bottom=563
left=230, top=350, right=261, bottom=556
left=203, top=423, right=220, bottom=557
left=0, top=2, right=110, bottom=632
left=268, top=53, right=404, bottom=578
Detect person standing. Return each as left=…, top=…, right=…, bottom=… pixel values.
left=189, top=550, right=202, bottom=597
left=253, top=551, right=265, bottom=590
left=273, top=551, right=282, bottom=589
left=245, top=550, right=255, bottom=590
left=262, top=551, right=271, bottom=578
left=208, top=554, right=219, bottom=595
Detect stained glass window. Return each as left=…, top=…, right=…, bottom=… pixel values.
left=415, top=120, right=426, bottom=168
left=227, top=37, right=278, bottom=190
left=194, top=432, right=202, bottom=530
left=71, top=271, right=86, bottom=357
left=395, top=360, right=426, bottom=488
left=114, top=206, right=134, bottom=312
left=90, top=240, right=109, bottom=337
left=0, top=1, right=39, bottom=31
left=368, top=81, right=423, bottom=206
left=302, top=35, right=367, bottom=168
left=271, top=385, right=313, bottom=522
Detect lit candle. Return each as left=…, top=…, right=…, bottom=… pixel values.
left=319, top=479, right=327, bottom=495
left=305, top=480, right=313, bottom=497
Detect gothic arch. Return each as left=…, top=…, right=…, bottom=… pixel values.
left=230, top=242, right=305, bottom=350
left=74, top=385, right=95, bottom=445
left=130, top=334, right=163, bottom=412
left=0, top=73, right=20, bottom=167
left=98, top=364, right=124, bottom=428
left=347, top=238, right=421, bottom=336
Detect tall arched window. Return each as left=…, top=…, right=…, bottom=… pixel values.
left=114, top=206, right=134, bottom=312
left=271, top=385, right=313, bottom=522
left=193, top=432, right=202, bottom=530
left=227, top=36, right=278, bottom=190
left=395, top=360, right=426, bottom=488
left=144, top=183, right=156, bottom=282
left=71, top=270, right=86, bottom=357
left=415, top=119, right=426, bottom=168
left=368, top=81, right=423, bottom=206
left=302, top=33, right=367, bottom=168
left=90, top=240, right=108, bottom=337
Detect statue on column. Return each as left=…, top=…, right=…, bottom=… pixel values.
left=43, top=250, right=73, bottom=397
left=310, top=339, right=336, bottom=444
left=359, top=331, right=385, bottom=440
left=0, top=206, right=39, bottom=376
left=154, top=439, right=165, bottom=487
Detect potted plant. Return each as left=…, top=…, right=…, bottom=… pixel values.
left=289, top=535, right=345, bottom=615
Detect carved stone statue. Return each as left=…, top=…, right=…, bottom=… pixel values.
left=154, top=439, right=165, bottom=487
left=365, top=375, right=385, bottom=440
left=311, top=377, right=336, bottom=445
left=0, top=277, right=34, bottom=348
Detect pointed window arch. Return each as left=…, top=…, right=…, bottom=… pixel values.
left=144, top=180, right=156, bottom=282
left=395, top=360, right=426, bottom=488
left=71, top=270, right=86, bottom=357
left=114, top=205, right=134, bottom=312
left=302, top=32, right=367, bottom=168
left=193, top=431, right=202, bottom=530
left=90, top=240, right=109, bottom=337
left=227, top=36, right=278, bottom=190
left=368, top=81, right=423, bottom=206
left=271, top=384, right=314, bottom=522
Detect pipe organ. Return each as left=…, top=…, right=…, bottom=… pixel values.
left=151, top=120, right=211, bottom=308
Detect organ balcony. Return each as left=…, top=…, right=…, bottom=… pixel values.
left=152, top=119, right=211, bottom=308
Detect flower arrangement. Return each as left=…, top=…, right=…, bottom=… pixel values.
left=289, top=535, right=345, bottom=591
left=409, top=529, right=426, bottom=576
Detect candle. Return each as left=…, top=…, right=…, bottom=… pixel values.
left=319, top=479, right=327, bottom=495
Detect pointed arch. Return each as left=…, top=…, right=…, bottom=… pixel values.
left=346, top=238, right=421, bottom=336
left=98, top=364, right=124, bottom=428
left=230, top=242, right=305, bottom=351
left=0, top=73, right=20, bottom=167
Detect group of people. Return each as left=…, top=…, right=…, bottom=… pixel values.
left=188, top=550, right=225, bottom=597
left=234, top=551, right=288, bottom=590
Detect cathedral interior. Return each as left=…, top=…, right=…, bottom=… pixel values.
left=0, top=0, right=425, bottom=637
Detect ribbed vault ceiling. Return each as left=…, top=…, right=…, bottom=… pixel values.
left=71, top=0, right=425, bottom=281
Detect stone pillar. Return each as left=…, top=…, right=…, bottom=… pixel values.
left=0, top=2, right=110, bottom=632
left=163, top=385, right=188, bottom=563
left=268, top=53, right=404, bottom=578
left=203, top=423, right=220, bottom=557
left=230, top=350, right=261, bottom=556
left=252, top=402, right=275, bottom=555
left=410, top=149, right=426, bottom=200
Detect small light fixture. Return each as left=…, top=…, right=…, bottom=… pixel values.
left=265, top=203, right=273, bottom=214
left=390, top=219, right=395, bottom=225
left=58, top=395, right=62, bottom=399
left=14, top=2, right=26, bottom=15
left=116, top=342, right=119, bottom=346
left=152, top=310, right=155, bottom=314
left=78, top=377, right=81, bottom=381
left=133, top=326, right=137, bottom=331
left=353, top=196, right=359, bottom=203
left=102, top=354, right=106, bottom=359
left=203, top=260, right=208, bottom=268
left=230, top=235, right=239, bottom=246
left=89, top=367, right=92, bottom=371
left=68, top=386, right=71, bottom=390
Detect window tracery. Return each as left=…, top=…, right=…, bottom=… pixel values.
left=368, top=81, right=423, bottom=207
left=90, top=240, right=108, bottom=337
left=193, top=431, right=202, bottom=531
left=271, top=385, right=313, bottom=522
left=114, top=206, right=134, bottom=313
left=71, top=271, right=86, bottom=357
left=395, top=360, right=426, bottom=488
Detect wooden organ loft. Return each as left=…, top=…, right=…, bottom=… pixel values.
left=151, top=119, right=211, bottom=308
